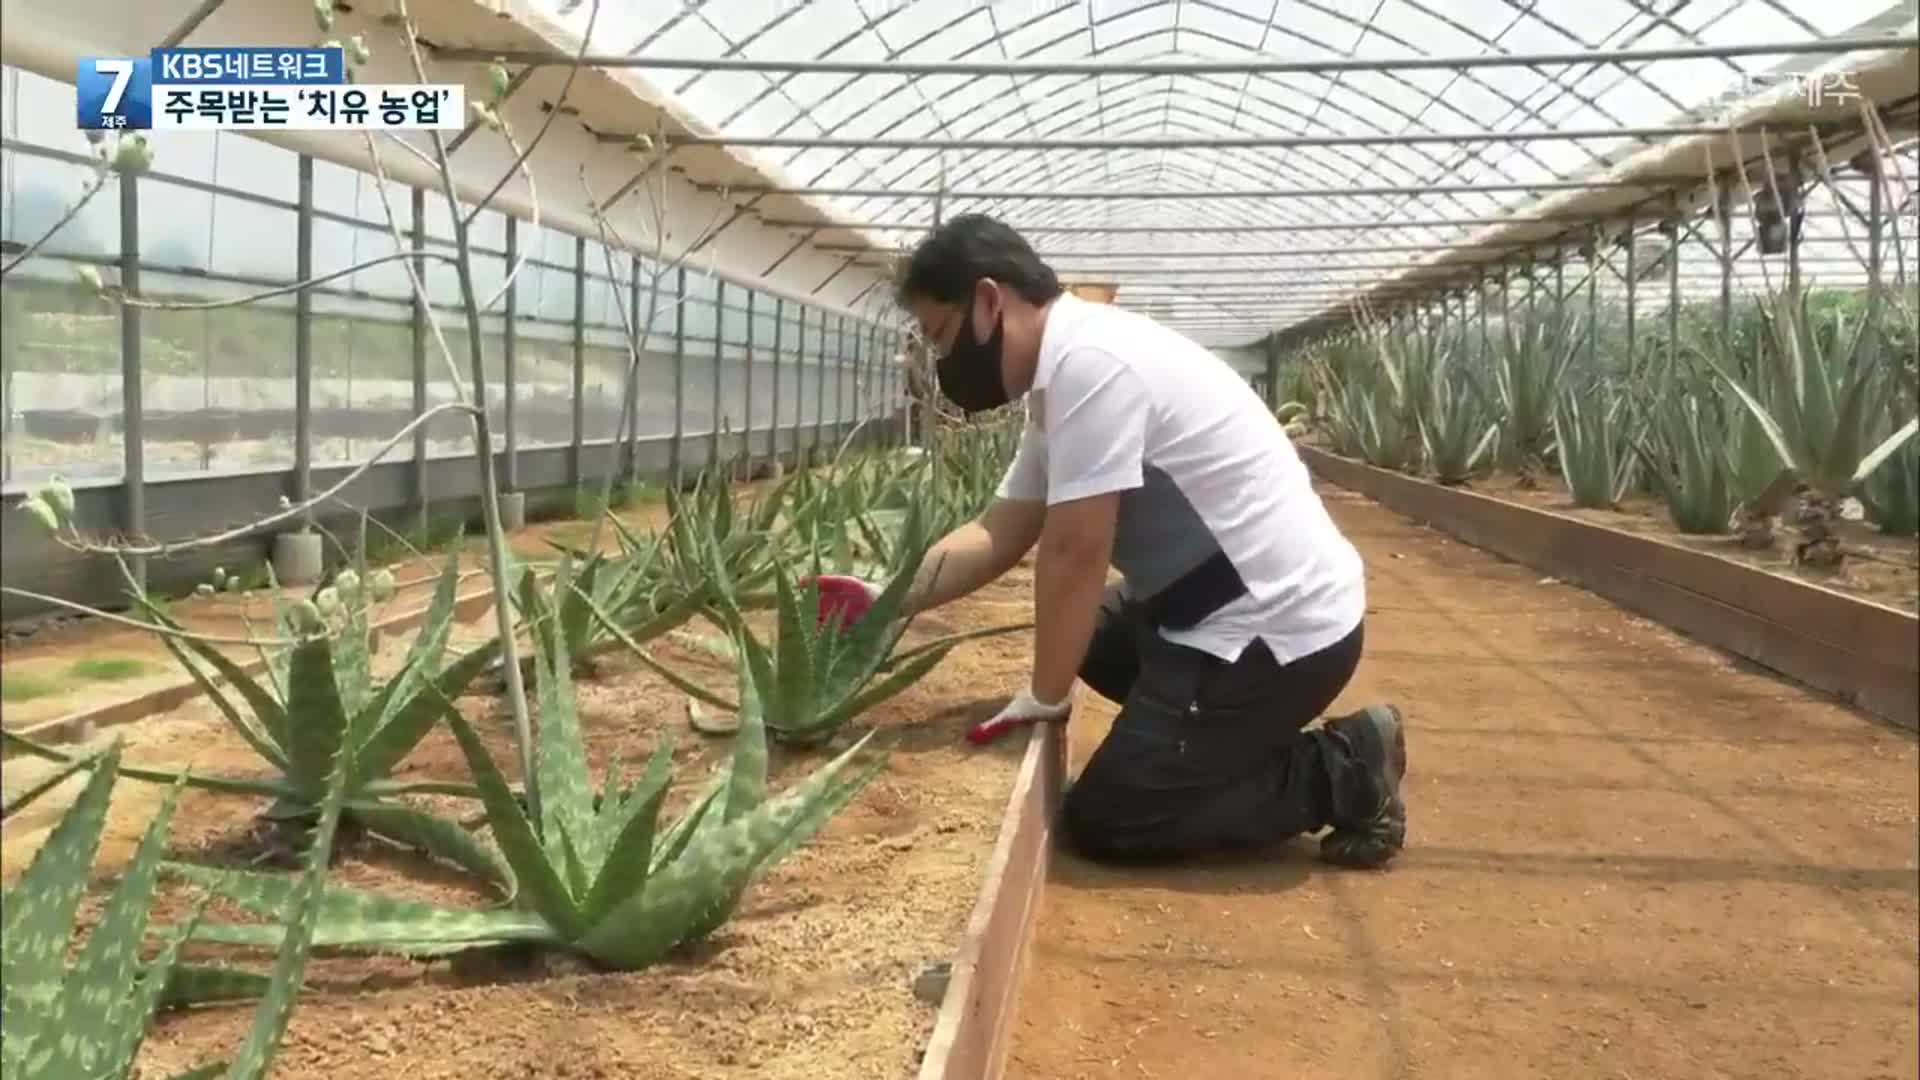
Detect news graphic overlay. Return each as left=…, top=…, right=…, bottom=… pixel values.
left=79, top=47, right=463, bottom=131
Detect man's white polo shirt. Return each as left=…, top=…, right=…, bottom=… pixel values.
left=995, top=292, right=1367, bottom=666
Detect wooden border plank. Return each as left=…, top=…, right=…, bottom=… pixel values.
left=1300, top=447, right=1919, bottom=731
left=918, top=720, right=1067, bottom=1080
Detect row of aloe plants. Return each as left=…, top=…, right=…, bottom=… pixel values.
left=1295, top=281, right=1919, bottom=568
left=1, top=415, right=1024, bottom=1076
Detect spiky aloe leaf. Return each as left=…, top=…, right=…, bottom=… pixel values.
left=346, top=801, right=511, bottom=892
left=2, top=746, right=171, bottom=1080
left=284, top=638, right=349, bottom=801
left=1, top=730, right=293, bottom=801
left=1861, top=431, right=1919, bottom=536
left=575, top=730, right=878, bottom=969
left=350, top=637, right=501, bottom=785
left=158, top=965, right=273, bottom=1008
left=166, top=863, right=552, bottom=953
left=1, top=751, right=97, bottom=820
left=29, top=777, right=187, bottom=1079
left=580, top=744, right=674, bottom=926
left=136, top=595, right=291, bottom=757
left=437, top=707, right=584, bottom=937
left=3, top=744, right=125, bottom=1028
left=527, top=587, right=599, bottom=878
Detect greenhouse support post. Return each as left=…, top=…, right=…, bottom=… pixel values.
left=712, top=278, right=725, bottom=470
left=1665, top=207, right=1681, bottom=373
left=1716, top=185, right=1733, bottom=349
left=769, top=297, right=784, bottom=466
left=119, top=169, right=145, bottom=589
left=814, top=310, right=827, bottom=457
left=1584, top=232, right=1598, bottom=372
left=294, top=154, right=313, bottom=523
left=570, top=235, right=585, bottom=488
left=410, top=188, right=428, bottom=531
left=503, top=216, right=519, bottom=495
left=1866, top=155, right=1883, bottom=344
left=744, top=289, right=755, bottom=478
left=671, top=266, right=686, bottom=488
left=1624, top=214, right=1637, bottom=367
left=1789, top=152, right=1805, bottom=297
left=625, top=254, right=642, bottom=482
left=792, top=305, right=805, bottom=460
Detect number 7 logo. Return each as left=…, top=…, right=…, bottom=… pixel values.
left=96, top=60, right=134, bottom=112
left=77, top=56, right=152, bottom=130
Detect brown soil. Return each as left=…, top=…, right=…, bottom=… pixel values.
left=2, top=557, right=1035, bottom=1079
left=1006, top=489, right=1919, bottom=1080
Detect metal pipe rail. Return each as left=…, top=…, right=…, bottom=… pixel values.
left=435, top=36, right=1917, bottom=76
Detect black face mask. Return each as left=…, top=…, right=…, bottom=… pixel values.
left=935, top=298, right=1012, bottom=414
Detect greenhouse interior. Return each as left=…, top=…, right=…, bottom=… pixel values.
left=1, top=1, right=1916, bottom=1078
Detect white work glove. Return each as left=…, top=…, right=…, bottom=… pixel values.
left=966, top=688, right=1072, bottom=745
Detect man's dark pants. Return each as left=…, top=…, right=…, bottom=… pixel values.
left=1060, top=583, right=1374, bottom=862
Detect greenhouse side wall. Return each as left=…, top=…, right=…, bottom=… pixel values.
left=0, top=64, right=909, bottom=621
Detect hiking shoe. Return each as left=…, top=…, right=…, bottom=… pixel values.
left=1319, top=704, right=1407, bottom=869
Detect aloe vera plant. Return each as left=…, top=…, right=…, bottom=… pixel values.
left=1417, top=341, right=1500, bottom=485
left=4, top=701, right=352, bottom=1078
left=1860, top=434, right=1919, bottom=536
left=1489, top=306, right=1585, bottom=473
left=4, top=548, right=508, bottom=889
left=164, top=605, right=884, bottom=971
left=1551, top=381, right=1637, bottom=509
left=626, top=497, right=1030, bottom=748
left=1705, top=288, right=1920, bottom=565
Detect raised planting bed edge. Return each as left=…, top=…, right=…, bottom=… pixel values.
left=918, top=718, right=1067, bottom=1080
left=1300, top=446, right=1920, bottom=732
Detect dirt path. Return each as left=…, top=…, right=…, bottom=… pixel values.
left=1006, top=489, right=1920, bottom=1080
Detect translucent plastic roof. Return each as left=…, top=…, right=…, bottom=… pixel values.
left=524, top=0, right=1916, bottom=344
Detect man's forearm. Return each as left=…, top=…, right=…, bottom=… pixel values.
left=903, top=520, right=1015, bottom=617
left=900, top=498, right=1044, bottom=617
left=1028, top=534, right=1109, bottom=704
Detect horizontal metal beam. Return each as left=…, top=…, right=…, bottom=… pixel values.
left=708, top=177, right=1737, bottom=200
left=820, top=236, right=1869, bottom=259
left=637, top=126, right=1735, bottom=151
left=761, top=205, right=1878, bottom=236
left=435, top=36, right=1916, bottom=76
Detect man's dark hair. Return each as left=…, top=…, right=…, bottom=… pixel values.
left=895, top=213, right=1064, bottom=306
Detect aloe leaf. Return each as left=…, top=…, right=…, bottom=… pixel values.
left=165, top=863, right=552, bottom=952
left=217, top=633, right=363, bottom=1080
left=579, top=732, right=878, bottom=967
left=3, top=742, right=125, bottom=1008
left=817, top=644, right=955, bottom=739
left=364, top=547, right=466, bottom=738
left=281, top=638, right=350, bottom=802
left=348, top=801, right=512, bottom=893
left=158, top=964, right=274, bottom=1008
left=155, top=632, right=289, bottom=773
left=0, top=730, right=292, bottom=800
left=650, top=772, right=726, bottom=872
left=724, top=681, right=769, bottom=822
left=1853, top=416, right=1919, bottom=487
left=351, top=638, right=502, bottom=785
left=23, top=765, right=183, bottom=1079
left=751, top=752, right=887, bottom=877
left=1, top=750, right=99, bottom=820
left=581, top=746, right=674, bottom=926
left=138, top=597, right=290, bottom=751
left=438, top=707, right=584, bottom=937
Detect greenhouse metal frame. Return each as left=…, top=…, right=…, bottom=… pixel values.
left=2, top=0, right=1917, bottom=619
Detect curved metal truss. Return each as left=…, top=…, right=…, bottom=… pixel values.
left=496, top=0, right=1920, bottom=345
